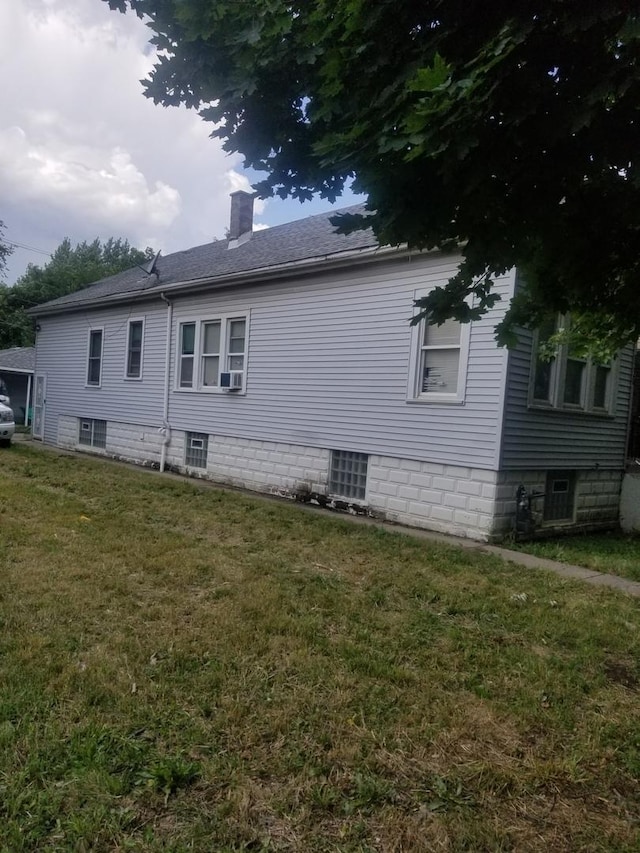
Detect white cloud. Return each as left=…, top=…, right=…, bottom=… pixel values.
left=0, top=0, right=245, bottom=276
left=0, top=125, right=180, bottom=230
left=0, top=0, right=363, bottom=282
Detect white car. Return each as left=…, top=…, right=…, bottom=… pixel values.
left=0, top=399, right=15, bottom=447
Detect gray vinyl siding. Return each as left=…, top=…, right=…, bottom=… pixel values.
left=167, top=254, right=512, bottom=470
left=33, top=253, right=513, bottom=468
left=35, top=300, right=167, bottom=445
left=500, top=329, right=633, bottom=469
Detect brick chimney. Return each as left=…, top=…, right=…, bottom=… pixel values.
left=228, top=190, right=255, bottom=241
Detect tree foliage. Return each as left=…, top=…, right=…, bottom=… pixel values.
left=107, top=1, right=640, bottom=348
left=0, top=221, right=13, bottom=283
left=0, top=237, right=152, bottom=349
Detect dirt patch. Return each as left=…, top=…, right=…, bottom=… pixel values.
left=604, top=659, right=638, bottom=690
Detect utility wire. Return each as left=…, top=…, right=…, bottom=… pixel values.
left=5, top=240, right=52, bottom=257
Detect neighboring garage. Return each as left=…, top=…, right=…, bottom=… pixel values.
left=0, top=347, right=34, bottom=425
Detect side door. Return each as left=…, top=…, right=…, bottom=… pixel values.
left=32, top=374, right=46, bottom=439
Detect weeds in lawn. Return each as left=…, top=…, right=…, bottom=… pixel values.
left=0, top=445, right=639, bottom=851
left=139, top=757, right=201, bottom=803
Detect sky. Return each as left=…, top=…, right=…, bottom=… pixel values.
left=0, top=0, right=363, bottom=284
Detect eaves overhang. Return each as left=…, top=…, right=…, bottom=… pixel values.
left=0, top=367, right=34, bottom=375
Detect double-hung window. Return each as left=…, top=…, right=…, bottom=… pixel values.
left=408, top=306, right=470, bottom=403
left=178, top=314, right=248, bottom=391
left=179, top=323, right=196, bottom=388
left=226, top=319, right=246, bottom=375
left=531, top=316, right=615, bottom=413
left=532, top=317, right=557, bottom=404
left=87, top=329, right=103, bottom=387
left=420, top=318, right=462, bottom=395
left=201, top=321, right=221, bottom=387
left=563, top=347, right=588, bottom=407
left=125, top=319, right=144, bottom=379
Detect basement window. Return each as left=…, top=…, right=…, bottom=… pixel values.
left=78, top=418, right=107, bottom=449
left=185, top=432, right=208, bottom=469
left=329, top=450, right=368, bottom=501
left=543, top=471, right=576, bottom=522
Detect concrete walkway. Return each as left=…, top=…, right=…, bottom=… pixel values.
left=13, top=434, right=640, bottom=599
left=299, top=505, right=640, bottom=598
left=432, top=532, right=640, bottom=597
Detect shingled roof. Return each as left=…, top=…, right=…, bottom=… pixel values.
left=0, top=347, right=35, bottom=373
left=32, top=204, right=380, bottom=316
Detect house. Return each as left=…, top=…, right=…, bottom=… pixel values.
left=29, top=192, right=633, bottom=541
left=627, top=349, right=640, bottom=460
left=0, top=346, right=35, bottom=425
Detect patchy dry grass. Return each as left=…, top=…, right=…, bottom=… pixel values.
left=512, top=531, right=640, bottom=582
left=0, top=444, right=639, bottom=851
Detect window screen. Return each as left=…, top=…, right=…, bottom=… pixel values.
left=201, top=321, right=221, bottom=386
left=420, top=318, right=461, bottom=395
left=87, top=330, right=103, bottom=386
left=179, top=323, right=196, bottom=388
left=227, top=319, right=246, bottom=371
left=126, top=320, right=143, bottom=378
left=592, top=364, right=611, bottom=409
left=563, top=358, right=586, bottom=405
left=532, top=316, right=557, bottom=403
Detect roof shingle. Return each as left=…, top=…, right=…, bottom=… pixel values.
left=33, top=204, right=375, bottom=314
left=0, top=347, right=35, bottom=373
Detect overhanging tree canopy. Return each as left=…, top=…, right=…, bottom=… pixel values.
left=107, top=0, right=640, bottom=350
left=0, top=237, right=152, bottom=349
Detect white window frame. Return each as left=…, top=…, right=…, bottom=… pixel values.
left=178, top=321, right=197, bottom=389
left=225, top=317, right=248, bottom=378
left=407, top=294, right=471, bottom=404
left=529, top=316, right=617, bottom=415
left=175, top=312, right=249, bottom=394
left=124, top=317, right=145, bottom=380
left=86, top=327, right=104, bottom=388
left=200, top=320, right=222, bottom=388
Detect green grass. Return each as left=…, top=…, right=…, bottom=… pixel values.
left=1, top=444, right=639, bottom=851
left=511, top=531, right=640, bottom=582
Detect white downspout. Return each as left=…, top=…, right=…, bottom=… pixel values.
left=159, top=292, right=173, bottom=472
left=25, top=373, right=32, bottom=426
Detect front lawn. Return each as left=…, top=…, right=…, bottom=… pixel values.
left=1, top=445, right=639, bottom=851
left=511, top=531, right=640, bottom=583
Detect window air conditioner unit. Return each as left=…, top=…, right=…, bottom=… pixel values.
left=220, top=370, right=244, bottom=390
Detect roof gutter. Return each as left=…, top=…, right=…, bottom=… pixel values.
left=29, top=243, right=413, bottom=318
